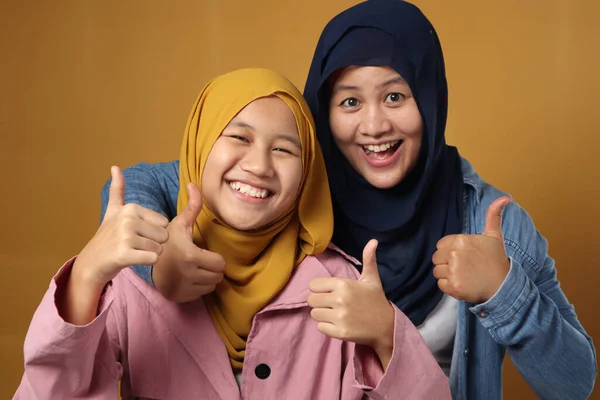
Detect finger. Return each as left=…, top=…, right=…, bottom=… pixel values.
left=175, top=183, right=203, bottom=229
left=316, top=322, right=342, bottom=340
left=310, top=307, right=335, bottom=324
left=432, top=264, right=449, bottom=280
left=359, top=239, right=381, bottom=286
left=308, top=277, right=348, bottom=293
left=118, top=249, right=160, bottom=267
left=436, top=234, right=459, bottom=250
left=307, top=292, right=335, bottom=309
left=187, top=284, right=217, bottom=298
left=129, top=236, right=164, bottom=256
left=483, top=196, right=511, bottom=239
left=134, top=220, right=169, bottom=244
left=187, top=269, right=224, bottom=285
left=432, top=248, right=450, bottom=266
left=135, top=207, right=169, bottom=229
left=437, top=278, right=452, bottom=295
left=107, top=166, right=125, bottom=209
left=190, top=248, right=227, bottom=273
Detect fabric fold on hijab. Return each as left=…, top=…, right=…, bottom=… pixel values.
left=178, top=68, right=333, bottom=370
left=304, top=1, right=464, bottom=326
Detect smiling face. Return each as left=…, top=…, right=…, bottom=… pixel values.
left=328, top=66, right=423, bottom=189
left=201, top=96, right=303, bottom=231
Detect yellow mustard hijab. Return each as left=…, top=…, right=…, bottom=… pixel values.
left=177, top=68, right=333, bottom=370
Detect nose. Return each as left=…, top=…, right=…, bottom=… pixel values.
left=359, top=104, right=393, bottom=138
left=239, top=146, right=274, bottom=178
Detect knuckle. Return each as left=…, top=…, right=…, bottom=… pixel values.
left=338, top=308, right=349, bottom=321
left=334, top=295, right=346, bottom=308
left=120, top=215, right=136, bottom=231
left=182, top=250, right=194, bottom=263
left=114, top=247, right=129, bottom=266
left=122, top=203, right=137, bottom=214
left=449, top=249, right=459, bottom=260
left=121, top=230, right=135, bottom=246
left=454, top=235, right=467, bottom=247
left=339, top=327, right=351, bottom=340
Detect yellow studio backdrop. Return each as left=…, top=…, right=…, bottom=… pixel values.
left=1, top=1, right=598, bottom=398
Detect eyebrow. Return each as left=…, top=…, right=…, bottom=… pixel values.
left=333, top=76, right=408, bottom=93
left=229, top=119, right=301, bottom=149
left=229, top=120, right=255, bottom=131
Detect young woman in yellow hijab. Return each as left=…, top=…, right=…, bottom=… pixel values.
left=15, top=68, right=449, bottom=399
left=177, top=68, right=333, bottom=370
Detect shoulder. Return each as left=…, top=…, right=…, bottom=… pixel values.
left=101, top=161, right=179, bottom=201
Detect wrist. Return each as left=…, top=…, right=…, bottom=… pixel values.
left=481, top=257, right=511, bottom=302
left=71, top=258, right=110, bottom=295
left=152, top=259, right=177, bottom=299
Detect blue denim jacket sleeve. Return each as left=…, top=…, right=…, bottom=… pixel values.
left=469, top=188, right=597, bottom=399
left=100, top=161, right=181, bottom=285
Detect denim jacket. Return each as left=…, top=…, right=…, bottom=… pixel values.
left=101, top=158, right=596, bottom=399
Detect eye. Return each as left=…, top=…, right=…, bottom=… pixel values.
left=274, top=146, right=301, bottom=157
left=385, top=92, right=405, bottom=104
left=273, top=147, right=293, bottom=155
left=228, top=135, right=249, bottom=143
left=340, top=97, right=360, bottom=108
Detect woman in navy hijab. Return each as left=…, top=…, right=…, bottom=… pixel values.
left=99, top=1, right=596, bottom=398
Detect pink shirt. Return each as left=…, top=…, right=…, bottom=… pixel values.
left=14, top=249, right=450, bottom=399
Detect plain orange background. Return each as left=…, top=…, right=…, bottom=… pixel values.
left=1, top=1, right=598, bottom=398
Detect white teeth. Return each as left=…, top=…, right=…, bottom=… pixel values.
left=229, top=182, right=269, bottom=199
left=363, top=141, right=399, bottom=154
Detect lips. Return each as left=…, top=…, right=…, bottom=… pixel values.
left=362, top=140, right=402, bottom=155
left=360, top=140, right=403, bottom=167
left=227, top=180, right=273, bottom=199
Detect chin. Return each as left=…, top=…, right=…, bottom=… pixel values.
left=367, top=179, right=398, bottom=190
left=362, top=172, right=403, bottom=190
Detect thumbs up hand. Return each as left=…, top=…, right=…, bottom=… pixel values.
left=151, top=182, right=226, bottom=302
left=72, top=166, right=170, bottom=290
left=432, top=196, right=511, bottom=304
left=307, top=240, right=395, bottom=369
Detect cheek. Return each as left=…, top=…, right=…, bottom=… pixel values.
left=280, top=160, right=303, bottom=203
left=329, top=112, right=355, bottom=144
left=201, top=146, right=228, bottom=189
left=402, top=105, right=424, bottom=138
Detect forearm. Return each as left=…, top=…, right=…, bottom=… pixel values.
left=471, top=259, right=596, bottom=399
left=371, top=302, right=395, bottom=371
left=56, top=258, right=108, bottom=325
left=507, top=295, right=596, bottom=399
left=15, top=260, right=120, bottom=399
left=352, top=306, right=450, bottom=399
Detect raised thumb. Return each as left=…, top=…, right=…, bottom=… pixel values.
left=107, top=166, right=125, bottom=210
left=359, top=239, right=381, bottom=286
left=175, top=182, right=203, bottom=230
left=483, top=196, right=511, bottom=239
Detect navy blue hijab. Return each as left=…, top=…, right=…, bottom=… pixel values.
left=304, top=0, right=463, bottom=326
